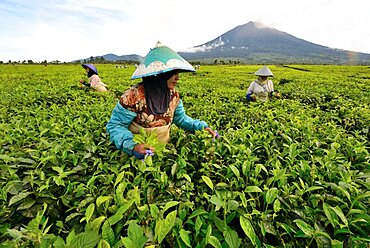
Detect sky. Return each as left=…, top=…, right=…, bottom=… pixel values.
left=1, top=0, right=369, bottom=62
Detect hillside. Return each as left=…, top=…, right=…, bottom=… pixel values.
left=76, top=22, right=370, bottom=64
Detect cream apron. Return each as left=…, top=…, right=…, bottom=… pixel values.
left=92, top=82, right=108, bottom=92
left=255, top=80, right=272, bottom=102
left=129, top=121, right=171, bottom=144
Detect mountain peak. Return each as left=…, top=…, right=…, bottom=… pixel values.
left=238, top=21, right=267, bottom=29
left=178, top=22, right=370, bottom=64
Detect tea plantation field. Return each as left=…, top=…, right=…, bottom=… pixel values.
left=0, top=64, right=369, bottom=247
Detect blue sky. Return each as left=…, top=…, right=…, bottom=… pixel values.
left=1, top=0, right=369, bottom=62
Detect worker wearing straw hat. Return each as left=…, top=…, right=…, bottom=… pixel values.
left=106, top=42, right=217, bottom=159
left=246, top=66, right=280, bottom=102
left=80, top=64, right=108, bottom=92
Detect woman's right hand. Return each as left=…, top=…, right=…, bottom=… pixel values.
left=204, top=127, right=217, bottom=138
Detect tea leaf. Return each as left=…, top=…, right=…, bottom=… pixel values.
left=96, top=196, right=113, bottom=207
left=245, top=186, right=262, bottom=193
left=294, top=219, right=314, bottom=237
left=66, top=229, right=76, bottom=247
left=223, top=227, right=241, bottom=248
left=70, top=230, right=101, bottom=248
left=179, top=229, right=191, bottom=247
left=229, top=165, right=240, bottom=178
left=240, top=216, right=261, bottom=248
left=155, top=210, right=177, bottom=243
left=122, top=221, right=148, bottom=248
left=84, top=203, right=95, bottom=223
left=114, top=171, right=126, bottom=187
left=161, top=201, right=179, bottom=214
left=66, top=212, right=83, bottom=223
left=16, top=198, right=35, bottom=210
left=102, top=221, right=115, bottom=245
left=273, top=199, right=281, bottom=213
left=304, top=186, right=324, bottom=193
left=0, top=154, right=16, bottom=163
left=149, top=204, right=159, bottom=219
left=202, top=176, right=214, bottom=190
left=214, top=216, right=226, bottom=232
left=8, top=192, right=32, bottom=206
left=189, top=209, right=208, bottom=219
left=265, top=188, right=278, bottom=205
left=107, top=200, right=134, bottom=226
left=98, top=239, right=111, bottom=248
left=195, top=216, right=203, bottom=236
left=205, top=225, right=212, bottom=244
left=209, top=195, right=223, bottom=211
left=323, top=203, right=337, bottom=228
left=331, top=239, right=344, bottom=248
left=331, top=206, right=348, bottom=226
left=208, top=235, right=222, bottom=248
left=88, top=216, right=106, bottom=231
left=183, top=174, right=191, bottom=182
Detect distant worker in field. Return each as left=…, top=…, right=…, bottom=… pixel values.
left=246, top=65, right=280, bottom=102
left=106, top=41, right=218, bottom=159
left=80, top=64, right=108, bottom=92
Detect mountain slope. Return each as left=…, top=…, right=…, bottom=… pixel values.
left=101, top=54, right=143, bottom=62
left=178, top=22, right=370, bottom=64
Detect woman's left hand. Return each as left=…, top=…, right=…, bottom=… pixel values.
left=205, top=127, right=219, bottom=140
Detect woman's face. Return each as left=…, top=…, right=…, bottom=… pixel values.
left=259, top=76, right=268, bottom=81
left=85, top=67, right=90, bottom=73
left=167, top=72, right=179, bottom=90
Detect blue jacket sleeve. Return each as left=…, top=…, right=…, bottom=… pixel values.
left=246, top=93, right=253, bottom=102
left=106, top=103, right=137, bottom=155
left=173, top=100, right=208, bottom=132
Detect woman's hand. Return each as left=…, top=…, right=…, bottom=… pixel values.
left=132, top=144, right=155, bottom=159
left=205, top=127, right=219, bottom=140
left=133, top=144, right=154, bottom=154
left=271, top=91, right=281, bottom=98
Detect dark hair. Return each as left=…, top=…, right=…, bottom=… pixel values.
left=87, top=69, right=97, bottom=78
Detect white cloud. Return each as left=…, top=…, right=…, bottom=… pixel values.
left=180, top=37, right=225, bottom=53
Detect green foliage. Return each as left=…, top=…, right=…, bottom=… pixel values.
left=0, top=64, right=369, bottom=247
left=121, top=221, right=148, bottom=248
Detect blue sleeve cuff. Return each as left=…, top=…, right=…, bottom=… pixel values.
left=132, top=150, right=145, bottom=159
left=246, top=93, right=252, bottom=102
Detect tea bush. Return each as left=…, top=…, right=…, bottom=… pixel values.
left=0, top=64, right=369, bottom=247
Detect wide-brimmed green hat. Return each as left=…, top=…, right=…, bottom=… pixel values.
left=131, top=41, right=195, bottom=79
left=254, top=66, right=274, bottom=77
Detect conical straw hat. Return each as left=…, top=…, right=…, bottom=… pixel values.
left=254, top=66, right=274, bottom=77
left=82, top=64, right=98, bottom=75
left=131, top=41, right=195, bottom=79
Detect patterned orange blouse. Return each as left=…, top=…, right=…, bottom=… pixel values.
left=119, top=83, right=180, bottom=128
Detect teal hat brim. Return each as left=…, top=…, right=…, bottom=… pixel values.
left=131, top=43, right=195, bottom=79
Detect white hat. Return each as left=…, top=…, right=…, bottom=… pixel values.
left=254, top=66, right=274, bottom=77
